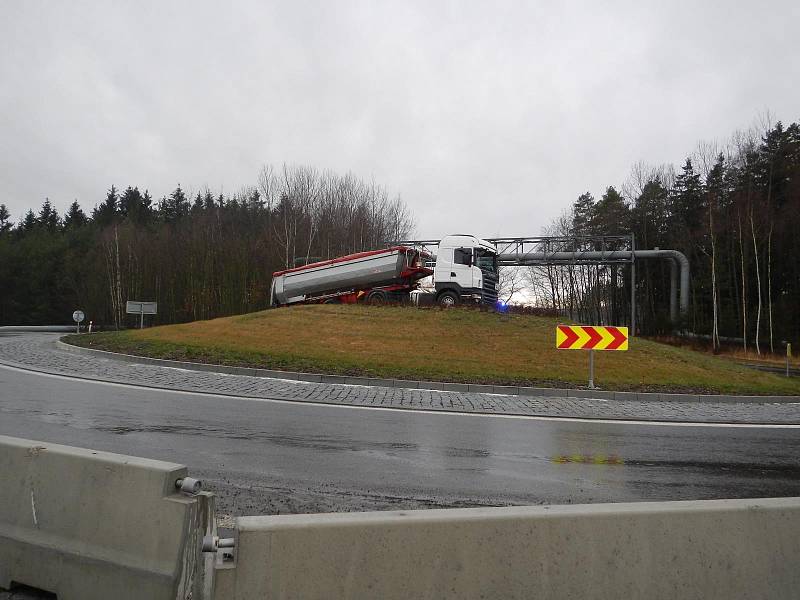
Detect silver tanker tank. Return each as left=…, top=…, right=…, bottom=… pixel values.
left=270, top=246, right=431, bottom=306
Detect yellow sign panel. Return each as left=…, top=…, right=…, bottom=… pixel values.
left=556, top=325, right=629, bottom=351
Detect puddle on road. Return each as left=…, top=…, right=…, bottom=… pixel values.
left=94, top=423, right=423, bottom=453
left=624, top=458, right=800, bottom=476
left=552, top=454, right=624, bottom=465
left=549, top=454, right=800, bottom=478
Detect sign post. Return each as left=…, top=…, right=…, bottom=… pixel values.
left=126, top=301, right=158, bottom=329
left=556, top=325, right=629, bottom=388
left=72, top=310, right=85, bottom=334
left=788, top=343, right=793, bottom=378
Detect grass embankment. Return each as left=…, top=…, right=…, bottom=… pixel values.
left=64, top=305, right=800, bottom=395
left=650, top=335, right=799, bottom=368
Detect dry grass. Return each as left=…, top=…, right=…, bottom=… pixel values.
left=650, top=335, right=798, bottom=368
left=66, top=305, right=800, bottom=395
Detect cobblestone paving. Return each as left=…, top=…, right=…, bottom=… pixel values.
left=1, top=333, right=799, bottom=424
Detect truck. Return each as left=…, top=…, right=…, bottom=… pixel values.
left=269, top=234, right=500, bottom=308
left=429, top=234, right=500, bottom=307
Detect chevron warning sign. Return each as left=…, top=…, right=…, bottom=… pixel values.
left=556, top=325, right=629, bottom=351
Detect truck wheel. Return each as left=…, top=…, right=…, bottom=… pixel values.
left=366, top=290, right=387, bottom=305
left=437, top=290, right=459, bottom=308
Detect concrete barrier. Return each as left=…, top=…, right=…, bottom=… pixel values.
left=0, top=436, right=215, bottom=600
left=215, top=497, right=800, bottom=599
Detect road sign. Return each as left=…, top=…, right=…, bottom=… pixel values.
left=127, top=300, right=157, bottom=329
left=557, top=325, right=629, bottom=389
left=126, top=301, right=157, bottom=315
left=72, top=310, right=85, bottom=334
left=556, top=325, right=629, bottom=351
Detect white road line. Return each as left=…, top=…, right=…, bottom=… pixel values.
left=1, top=361, right=798, bottom=429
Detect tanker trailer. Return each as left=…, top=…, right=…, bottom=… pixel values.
left=270, top=246, right=433, bottom=307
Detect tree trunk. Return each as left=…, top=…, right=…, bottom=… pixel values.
left=738, top=211, right=747, bottom=354
left=767, top=224, right=774, bottom=354
left=750, top=205, right=761, bottom=356
left=710, top=201, right=719, bottom=351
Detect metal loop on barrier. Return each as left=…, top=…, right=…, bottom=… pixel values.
left=175, top=477, right=202, bottom=495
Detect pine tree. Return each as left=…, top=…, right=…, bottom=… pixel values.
left=0, top=204, right=11, bottom=233
left=572, top=192, right=595, bottom=235
left=203, top=191, right=216, bottom=211
left=631, top=180, right=669, bottom=246
left=670, top=158, right=704, bottom=231
left=64, top=200, right=88, bottom=229
left=21, top=209, right=36, bottom=232
left=37, top=198, right=61, bottom=232
left=93, top=185, right=119, bottom=226
left=141, top=190, right=153, bottom=221
left=191, top=191, right=205, bottom=215
left=591, top=186, right=629, bottom=236
left=119, top=186, right=152, bottom=225
left=119, top=186, right=140, bottom=218
left=247, top=189, right=263, bottom=212
left=161, top=185, right=189, bottom=223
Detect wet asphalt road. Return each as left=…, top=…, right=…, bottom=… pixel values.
left=1, top=363, right=799, bottom=517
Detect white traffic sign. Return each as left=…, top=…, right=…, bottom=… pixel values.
left=126, top=301, right=157, bottom=315
left=127, top=300, right=157, bottom=329
left=72, top=310, right=85, bottom=334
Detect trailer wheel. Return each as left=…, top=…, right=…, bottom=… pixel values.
left=437, top=290, right=460, bottom=308
left=366, top=290, right=387, bottom=305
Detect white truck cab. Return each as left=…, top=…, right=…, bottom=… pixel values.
left=433, top=234, right=499, bottom=307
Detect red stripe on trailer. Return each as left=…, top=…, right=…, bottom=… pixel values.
left=272, top=246, right=424, bottom=277
left=400, top=266, right=434, bottom=279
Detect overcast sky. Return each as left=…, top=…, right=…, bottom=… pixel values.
left=1, top=1, right=798, bottom=238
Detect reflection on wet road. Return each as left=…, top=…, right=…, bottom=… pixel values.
left=1, top=364, right=799, bottom=516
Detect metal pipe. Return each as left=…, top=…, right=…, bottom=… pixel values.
left=669, top=259, right=679, bottom=325
left=497, top=249, right=690, bottom=321
left=630, top=234, right=636, bottom=336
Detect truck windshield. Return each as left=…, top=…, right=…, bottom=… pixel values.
left=474, top=248, right=497, bottom=274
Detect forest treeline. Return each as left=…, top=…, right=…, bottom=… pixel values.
left=0, top=165, right=413, bottom=327
left=522, top=119, right=799, bottom=354
left=2, top=119, right=798, bottom=355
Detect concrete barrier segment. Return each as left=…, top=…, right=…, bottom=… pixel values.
left=215, top=497, right=800, bottom=599
left=0, top=436, right=216, bottom=600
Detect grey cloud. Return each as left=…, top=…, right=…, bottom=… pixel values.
left=1, top=1, right=798, bottom=237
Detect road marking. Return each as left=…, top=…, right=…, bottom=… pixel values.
left=1, top=361, right=798, bottom=429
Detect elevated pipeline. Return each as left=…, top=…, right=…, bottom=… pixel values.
left=497, top=249, right=690, bottom=322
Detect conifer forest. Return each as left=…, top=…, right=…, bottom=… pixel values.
left=1, top=120, right=798, bottom=355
